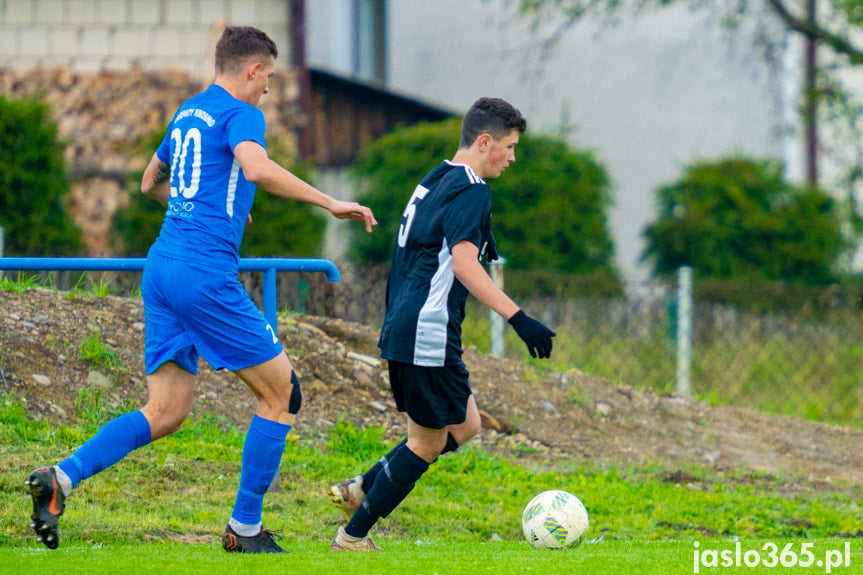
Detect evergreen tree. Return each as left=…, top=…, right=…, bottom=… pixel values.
left=642, top=155, right=858, bottom=285
left=0, top=95, right=82, bottom=255
left=350, top=118, right=619, bottom=281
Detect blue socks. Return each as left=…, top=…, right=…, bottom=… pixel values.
left=54, top=408, right=289, bottom=531
left=230, top=414, right=291, bottom=526
left=54, top=409, right=290, bottom=533
left=57, top=410, right=151, bottom=489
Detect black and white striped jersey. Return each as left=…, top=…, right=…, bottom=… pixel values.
left=378, top=160, right=494, bottom=367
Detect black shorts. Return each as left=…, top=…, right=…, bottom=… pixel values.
left=388, top=360, right=472, bottom=429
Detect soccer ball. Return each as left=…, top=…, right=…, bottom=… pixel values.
left=521, top=490, right=589, bottom=549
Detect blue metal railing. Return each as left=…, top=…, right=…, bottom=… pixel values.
left=0, top=257, right=340, bottom=333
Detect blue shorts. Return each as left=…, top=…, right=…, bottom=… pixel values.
left=141, top=252, right=283, bottom=375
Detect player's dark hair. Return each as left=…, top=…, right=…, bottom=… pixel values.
left=215, top=26, right=278, bottom=76
left=459, top=97, right=526, bottom=148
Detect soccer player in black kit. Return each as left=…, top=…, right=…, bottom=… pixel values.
left=328, top=97, right=556, bottom=551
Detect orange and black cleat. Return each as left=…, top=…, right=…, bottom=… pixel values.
left=221, top=524, right=287, bottom=554
left=26, top=467, right=65, bottom=549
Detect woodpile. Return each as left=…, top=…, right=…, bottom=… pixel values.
left=0, top=66, right=302, bottom=255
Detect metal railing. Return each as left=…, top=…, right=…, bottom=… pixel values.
left=0, top=257, right=340, bottom=334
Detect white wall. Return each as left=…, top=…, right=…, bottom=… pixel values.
left=10, top=0, right=844, bottom=276
left=0, top=0, right=292, bottom=77
left=382, top=1, right=785, bottom=281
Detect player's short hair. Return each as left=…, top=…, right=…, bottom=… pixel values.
left=215, top=26, right=278, bottom=76
left=459, top=97, right=526, bottom=148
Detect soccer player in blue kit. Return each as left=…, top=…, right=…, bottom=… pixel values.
left=328, top=97, right=555, bottom=551
left=25, top=26, right=377, bottom=554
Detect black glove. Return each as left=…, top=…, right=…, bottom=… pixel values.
left=508, top=310, right=556, bottom=359
left=481, top=231, right=499, bottom=263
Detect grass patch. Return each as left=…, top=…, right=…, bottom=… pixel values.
left=66, top=274, right=113, bottom=300
left=0, top=272, right=40, bottom=293
left=77, top=332, right=122, bottom=371
left=1, top=396, right=861, bottom=551
left=0, top=271, right=117, bottom=297
left=0, top=392, right=861, bottom=572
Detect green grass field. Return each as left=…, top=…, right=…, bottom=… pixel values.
left=3, top=539, right=858, bottom=575
left=1, top=278, right=862, bottom=573
left=1, top=394, right=861, bottom=574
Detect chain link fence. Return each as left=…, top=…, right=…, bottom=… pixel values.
left=13, top=261, right=859, bottom=427
left=270, top=264, right=861, bottom=428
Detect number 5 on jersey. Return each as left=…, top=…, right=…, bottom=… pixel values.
left=397, top=184, right=431, bottom=247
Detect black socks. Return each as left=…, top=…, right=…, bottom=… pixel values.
left=346, top=445, right=429, bottom=538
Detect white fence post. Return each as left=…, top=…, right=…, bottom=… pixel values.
left=489, top=257, right=506, bottom=358
left=676, top=265, right=693, bottom=397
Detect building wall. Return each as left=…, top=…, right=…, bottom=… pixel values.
left=0, top=1, right=301, bottom=258
left=0, top=0, right=292, bottom=77
left=383, top=1, right=786, bottom=282
left=306, top=1, right=792, bottom=281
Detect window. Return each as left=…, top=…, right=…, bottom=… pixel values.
left=307, top=0, right=387, bottom=83
left=354, top=0, right=386, bottom=83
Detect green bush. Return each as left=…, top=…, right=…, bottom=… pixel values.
left=349, top=119, right=459, bottom=265
left=349, top=119, right=620, bottom=286
left=113, top=131, right=325, bottom=257
left=642, top=155, right=860, bottom=286
left=0, top=94, right=82, bottom=255
left=239, top=157, right=325, bottom=258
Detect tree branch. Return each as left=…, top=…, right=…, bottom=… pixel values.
left=765, top=0, right=863, bottom=64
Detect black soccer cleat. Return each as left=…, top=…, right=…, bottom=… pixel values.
left=26, top=467, right=66, bottom=549
left=221, top=524, right=287, bottom=554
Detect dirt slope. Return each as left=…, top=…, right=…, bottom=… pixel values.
left=2, top=288, right=862, bottom=492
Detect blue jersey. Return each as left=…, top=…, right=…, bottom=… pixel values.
left=378, top=160, right=495, bottom=367
left=149, top=84, right=267, bottom=271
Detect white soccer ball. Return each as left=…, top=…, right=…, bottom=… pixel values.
left=521, top=490, right=589, bottom=549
